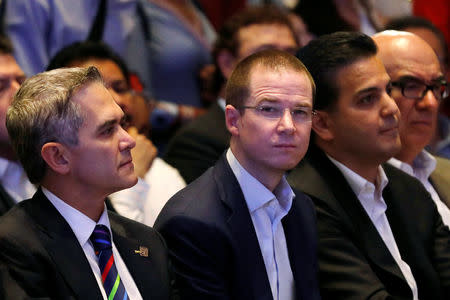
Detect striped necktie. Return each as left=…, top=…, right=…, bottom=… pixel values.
left=90, top=224, right=128, bottom=300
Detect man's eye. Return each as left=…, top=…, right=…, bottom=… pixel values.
left=292, top=108, right=309, bottom=116
left=0, top=79, right=9, bottom=93
left=102, top=126, right=115, bottom=136
left=359, top=94, right=377, bottom=104
left=258, top=105, right=278, bottom=113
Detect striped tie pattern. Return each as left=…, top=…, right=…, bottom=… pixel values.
left=90, top=224, right=128, bottom=300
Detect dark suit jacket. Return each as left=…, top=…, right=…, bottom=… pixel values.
left=164, top=102, right=230, bottom=183
left=431, top=156, right=450, bottom=208
left=155, top=155, right=321, bottom=300
left=0, top=188, right=176, bottom=299
left=287, top=146, right=450, bottom=300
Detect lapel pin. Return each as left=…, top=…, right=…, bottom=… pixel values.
left=134, top=246, right=149, bottom=257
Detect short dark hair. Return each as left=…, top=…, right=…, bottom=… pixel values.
left=47, top=41, right=130, bottom=83
left=384, top=16, right=449, bottom=68
left=211, top=5, right=297, bottom=94
left=296, top=31, right=377, bottom=111
left=226, top=49, right=315, bottom=108
left=0, top=35, right=13, bottom=55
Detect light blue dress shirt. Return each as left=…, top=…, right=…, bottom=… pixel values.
left=226, top=149, right=295, bottom=300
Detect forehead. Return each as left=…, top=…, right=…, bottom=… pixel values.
left=385, top=38, right=442, bottom=80
left=248, top=65, right=313, bottom=105
left=71, top=82, right=122, bottom=122
left=237, top=23, right=297, bottom=57
left=0, top=54, right=24, bottom=76
left=335, top=56, right=389, bottom=98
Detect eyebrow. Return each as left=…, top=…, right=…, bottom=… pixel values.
left=95, top=115, right=125, bottom=134
left=396, top=75, right=445, bottom=83
left=355, top=86, right=381, bottom=96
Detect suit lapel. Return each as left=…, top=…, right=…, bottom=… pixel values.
left=27, top=188, right=102, bottom=299
left=282, top=194, right=316, bottom=300
left=305, top=149, right=409, bottom=288
left=214, top=156, right=273, bottom=300
left=109, top=215, right=155, bottom=299
left=0, top=183, right=15, bottom=215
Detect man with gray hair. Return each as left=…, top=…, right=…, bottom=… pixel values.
left=0, top=67, right=175, bottom=299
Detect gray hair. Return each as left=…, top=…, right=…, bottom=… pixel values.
left=6, top=66, right=103, bottom=184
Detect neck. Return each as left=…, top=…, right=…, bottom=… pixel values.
left=230, top=142, right=283, bottom=192
left=318, top=141, right=380, bottom=184
left=394, top=148, right=421, bottom=166
left=42, top=175, right=106, bottom=222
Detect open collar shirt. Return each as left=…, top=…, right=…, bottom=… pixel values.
left=227, top=148, right=295, bottom=300
left=388, top=150, right=450, bottom=227
left=329, top=156, right=419, bottom=300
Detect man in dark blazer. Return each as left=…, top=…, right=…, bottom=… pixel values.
left=164, top=5, right=299, bottom=183
left=288, top=31, right=450, bottom=299
left=0, top=67, right=175, bottom=299
left=372, top=31, right=450, bottom=225
left=156, top=50, right=320, bottom=300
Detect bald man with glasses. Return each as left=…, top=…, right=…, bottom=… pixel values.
left=373, top=31, right=450, bottom=228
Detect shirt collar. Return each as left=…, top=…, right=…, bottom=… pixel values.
left=0, top=156, right=10, bottom=180
left=42, top=187, right=111, bottom=246
left=388, top=150, right=436, bottom=181
left=327, top=155, right=388, bottom=201
left=226, top=148, right=294, bottom=214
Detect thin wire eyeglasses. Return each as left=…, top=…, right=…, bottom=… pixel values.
left=391, top=78, right=449, bottom=101
left=240, top=104, right=315, bottom=123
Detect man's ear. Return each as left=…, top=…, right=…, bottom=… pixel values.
left=217, top=49, right=236, bottom=80
left=41, top=142, right=71, bottom=175
left=225, top=104, right=241, bottom=137
left=312, top=110, right=334, bottom=141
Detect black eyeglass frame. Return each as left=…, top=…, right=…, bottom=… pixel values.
left=390, top=78, right=449, bottom=101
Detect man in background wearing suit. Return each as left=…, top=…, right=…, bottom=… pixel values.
left=0, top=67, right=175, bottom=299
left=288, top=31, right=450, bottom=299
left=373, top=31, right=450, bottom=227
left=0, top=35, right=32, bottom=215
left=164, top=5, right=299, bottom=183
left=155, top=49, right=320, bottom=300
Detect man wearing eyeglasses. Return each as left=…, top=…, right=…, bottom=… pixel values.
left=287, top=31, right=450, bottom=299
left=155, top=49, right=320, bottom=300
left=373, top=31, right=450, bottom=228
left=0, top=35, right=33, bottom=216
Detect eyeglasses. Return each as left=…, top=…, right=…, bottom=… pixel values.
left=240, top=104, right=315, bottom=123
left=0, top=75, right=26, bottom=94
left=391, top=78, right=449, bottom=101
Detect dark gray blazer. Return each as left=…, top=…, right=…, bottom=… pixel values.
left=0, top=188, right=176, bottom=299
left=155, top=154, right=321, bottom=300
left=288, top=145, right=450, bottom=300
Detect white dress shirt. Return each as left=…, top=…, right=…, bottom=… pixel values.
left=329, top=156, right=419, bottom=300
left=43, top=188, right=142, bottom=300
left=388, top=150, right=450, bottom=227
left=0, top=157, right=35, bottom=203
left=227, top=149, right=295, bottom=300
left=109, top=157, right=186, bottom=226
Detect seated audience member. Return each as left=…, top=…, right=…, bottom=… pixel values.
left=155, top=50, right=320, bottom=300
left=47, top=42, right=186, bottom=226
left=287, top=32, right=450, bottom=299
left=164, top=5, right=299, bottom=183
left=3, top=0, right=152, bottom=91
left=0, top=36, right=31, bottom=215
left=384, top=16, right=450, bottom=159
left=0, top=67, right=175, bottom=299
left=372, top=31, right=450, bottom=227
